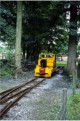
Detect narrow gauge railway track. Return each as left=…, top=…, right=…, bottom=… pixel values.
left=0, top=78, right=37, bottom=100
left=0, top=78, right=46, bottom=118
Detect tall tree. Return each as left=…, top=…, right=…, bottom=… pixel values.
left=67, top=3, right=77, bottom=74
left=15, top=1, right=22, bottom=72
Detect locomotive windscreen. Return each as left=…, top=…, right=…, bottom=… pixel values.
left=40, top=59, right=47, bottom=68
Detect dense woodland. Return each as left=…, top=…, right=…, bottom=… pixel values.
left=0, top=2, right=80, bottom=120
left=0, top=1, right=80, bottom=75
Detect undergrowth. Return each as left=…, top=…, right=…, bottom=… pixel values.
left=0, top=66, right=15, bottom=79
left=67, top=92, right=80, bottom=120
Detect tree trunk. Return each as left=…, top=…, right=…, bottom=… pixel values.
left=77, top=60, right=80, bottom=78
left=67, top=4, right=77, bottom=74
left=15, top=1, right=22, bottom=72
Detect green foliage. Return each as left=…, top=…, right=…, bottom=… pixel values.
left=0, top=66, right=15, bottom=78
left=1, top=1, right=68, bottom=54
left=0, top=47, right=15, bottom=78
left=0, top=46, right=5, bottom=53
left=6, top=46, right=15, bottom=64
left=67, top=93, right=80, bottom=120
left=0, top=18, right=16, bottom=44
left=0, top=2, right=16, bottom=45
left=1, top=1, right=80, bottom=60
left=0, top=3, right=13, bottom=17
left=76, top=78, right=80, bottom=88
left=41, top=50, right=49, bottom=53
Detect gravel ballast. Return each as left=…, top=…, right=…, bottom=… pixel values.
left=0, top=71, right=72, bottom=120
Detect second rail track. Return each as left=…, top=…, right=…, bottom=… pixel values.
left=0, top=77, right=46, bottom=118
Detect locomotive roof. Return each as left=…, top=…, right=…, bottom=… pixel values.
left=39, top=53, right=55, bottom=58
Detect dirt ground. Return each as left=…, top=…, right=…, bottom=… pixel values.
left=0, top=70, right=73, bottom=120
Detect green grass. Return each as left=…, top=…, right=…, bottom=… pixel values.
left=56, top=61, right=67, bottom=67
left=67, top=92, right=80, bottom=120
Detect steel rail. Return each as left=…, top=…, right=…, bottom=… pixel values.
left=0, top=78, right=37, bottom=98
left=0, top=78, right=46, bottom=118
left=0, top=81, right=38, bottom=104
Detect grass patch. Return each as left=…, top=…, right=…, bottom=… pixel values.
left=67, top=92, right=80, bottom=120
left=56, top=61, right=67, bottom=67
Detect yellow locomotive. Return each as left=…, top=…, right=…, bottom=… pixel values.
left=34, top=53, right=56, bottom=77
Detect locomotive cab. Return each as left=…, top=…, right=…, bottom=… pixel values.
left=34, top=53, right=56, bottom=77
